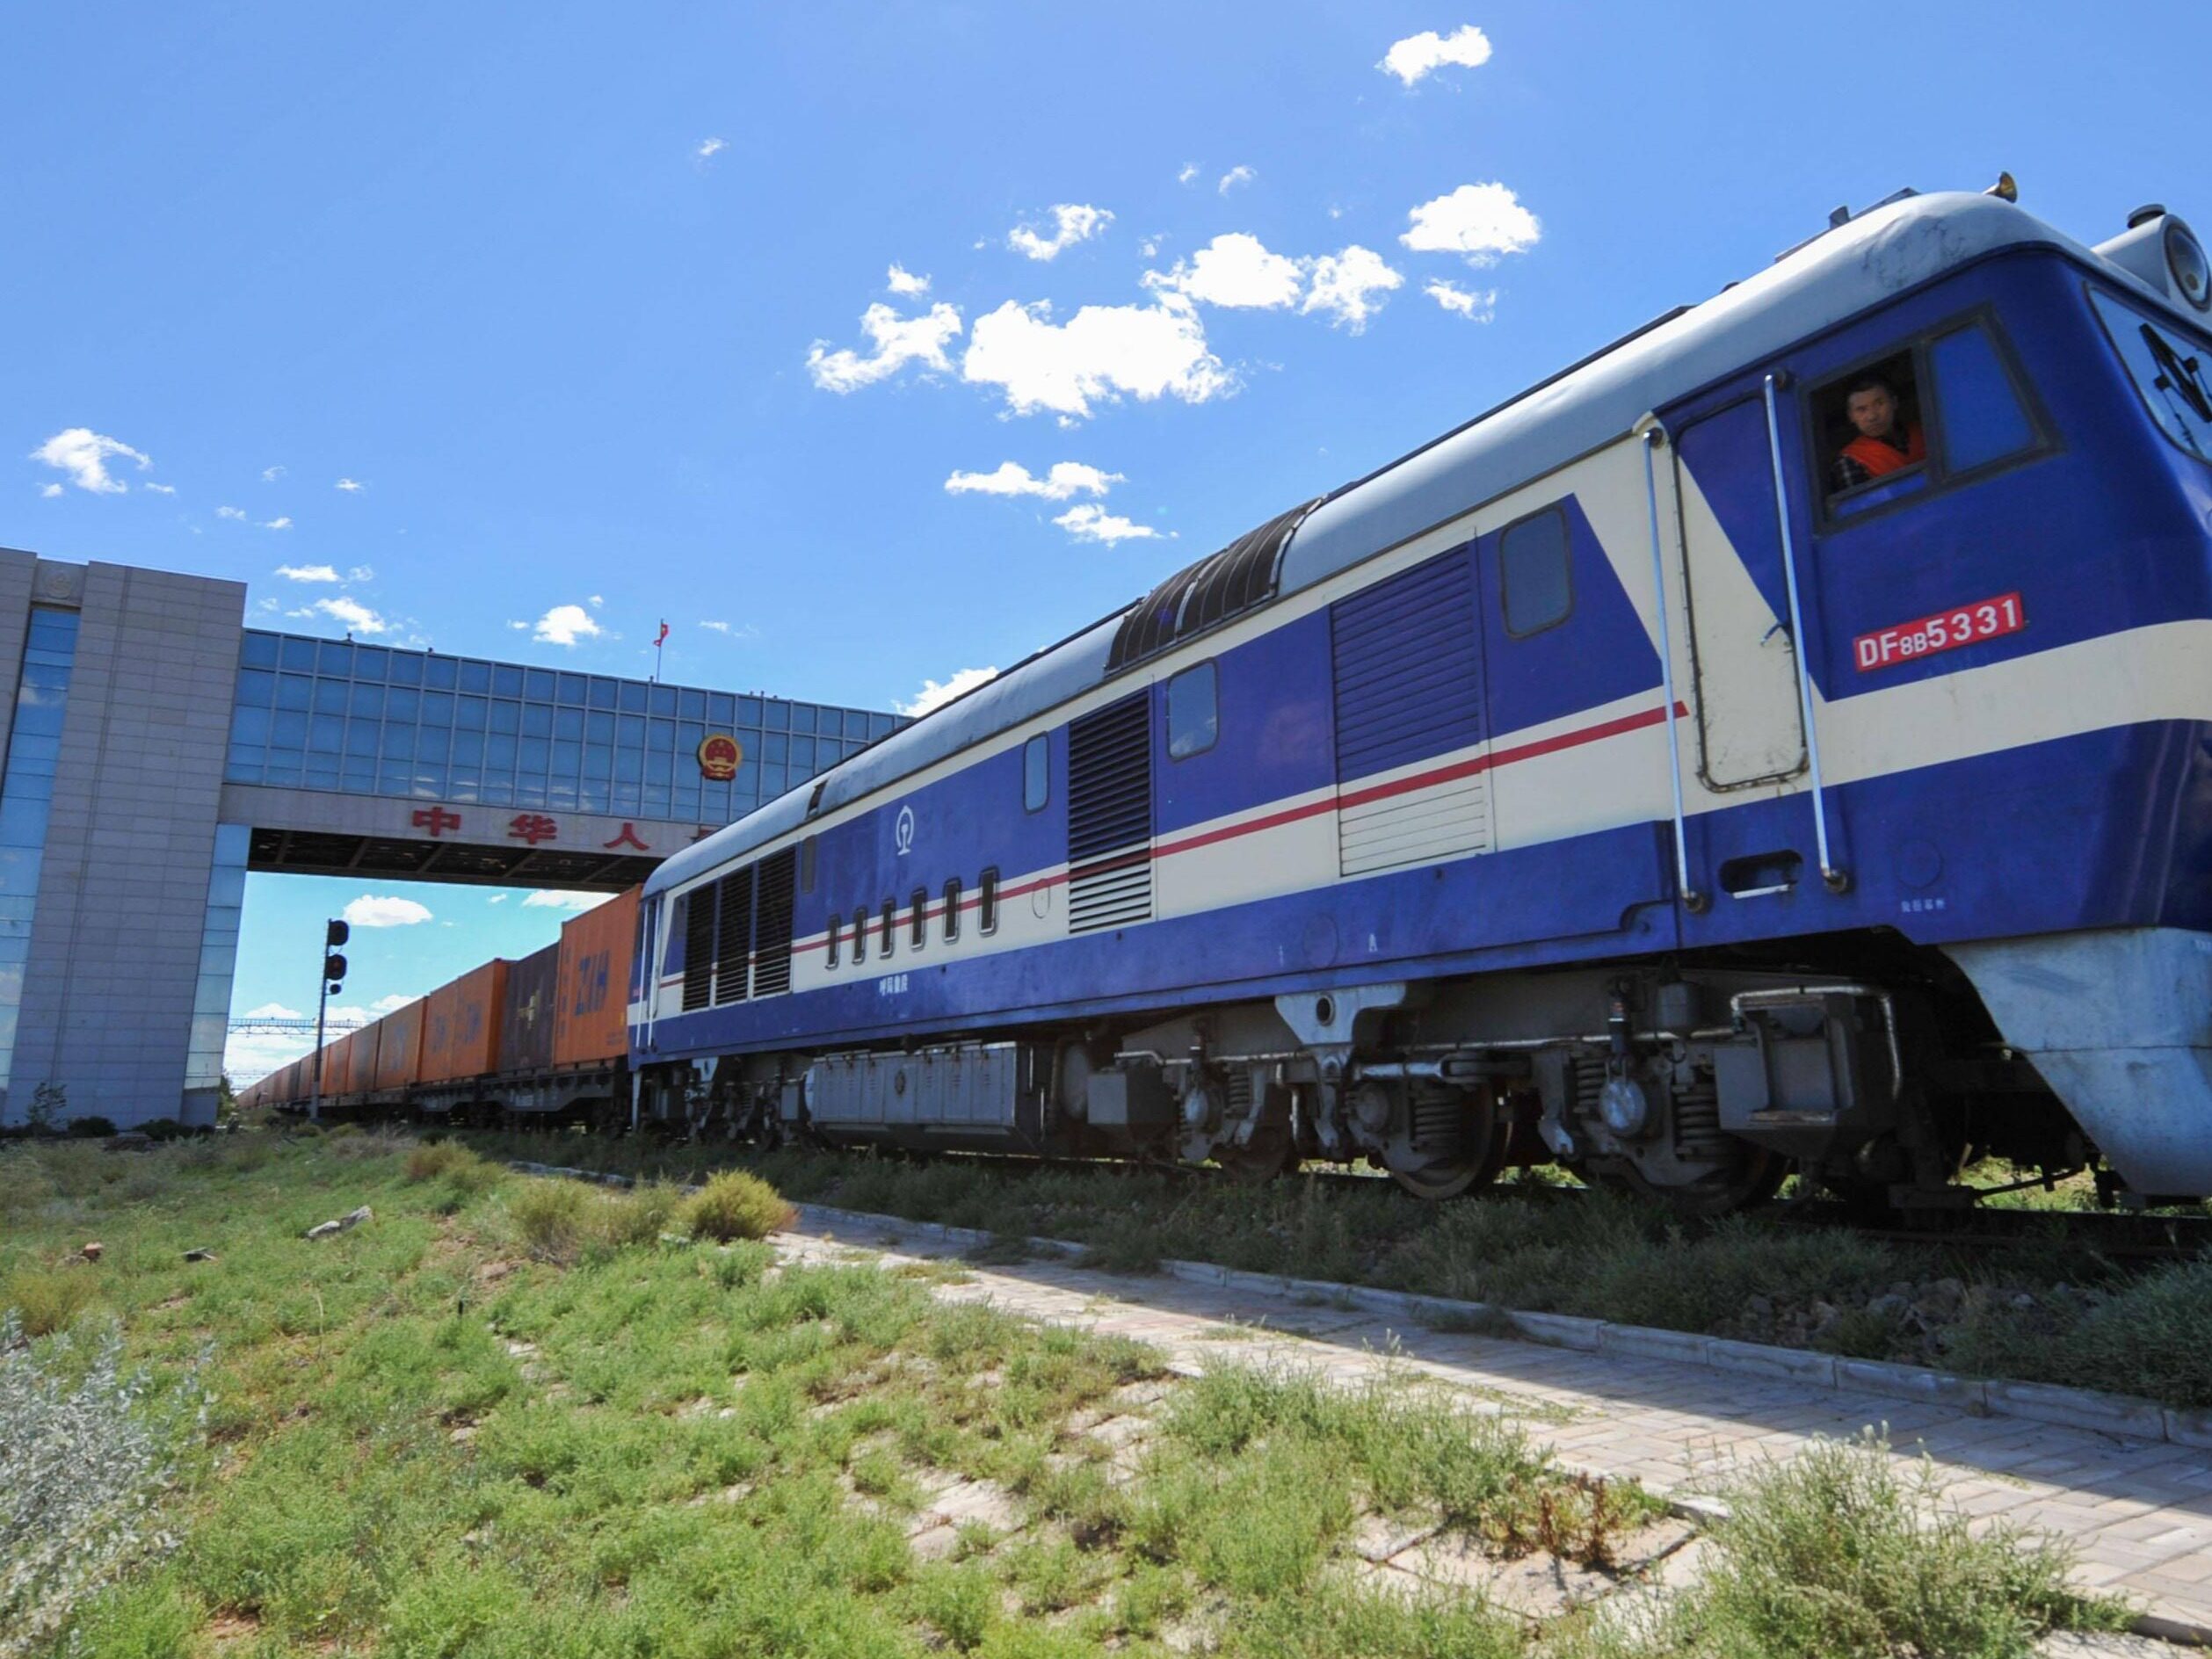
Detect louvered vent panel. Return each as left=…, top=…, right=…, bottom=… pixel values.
left=1066, top=692, right=1153, bottom=934
left=751, top=848, right=797, bottom=997
left=714, top=866, right=755, bottom=1005
left=681, top=883, right=716, bottom=1011
left=1331, top=550, right=1490, bottom=878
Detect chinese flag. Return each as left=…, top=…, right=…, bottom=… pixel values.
left=656, top=620, right=670, bottom=645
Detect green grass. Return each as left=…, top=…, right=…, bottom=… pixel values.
left=0, top=1135, right=2143, bottom=1656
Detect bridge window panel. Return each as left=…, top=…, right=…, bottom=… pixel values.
left=380, top=724, right=415, bottom=762
left=421, top=690, right=454, bottom=727
left=343, top=759, right=376, bottom=793
left=979, top=868, right=999, bottom=935
left=646, top=750, right=675, bottom=787
left=279, top=635, right=318, bottom=672
left=1166, top=662, right=1219, bottom=760
left=765, top=701, right=790, bottom=731
left=643, top=719, right=673, bottom=755
left=678, top=687, right=707, bottom=721
left=826, top=913, right=840, bottom=967
left=577, top=779, right=609, bottom=813
left=349, top=683, right=383, bottom=720
left=521, top=702, right=553, bottom=738
left=870, top=713, right=898, bottom=740
left=643, top=786, right=671, bottom=817
left=613, top=749, right=642, bottom=784
left=353, top=646, right=388, bottom=680
left=488, top=699, right=519, bottom=735
left=1499, top=507, right=1575, bottom=637
left=266, top=758, right=304, bottom=786
left=317, top=641, right=354, bottom=677
left=557, top=671, right=587, bottom=705
left=585, top=709, right=615, bottom=745
left=706, top=778, right=734, bottom=816
left=313, top=678, right=349, bottom=715
left=270, top=710, right=308, bottom=751
left=678, top=721, right=705, bottom=757
left=613, top=784, right=642, bottom=815
left=229, top=704, right=271, bottom=744
left=550, top=779, right=579, bottom=810
left=763, top=732, right=788, bottom=764
left=459, top=660, right=491, bottom=695
left=710, top=692, right=736, bottom=727
left=276, top=672, right=313, bottom=711
left=554, top=706, right=584, bottom=740
left=385, top=685, right=420, bottom=723
left=552, top=738, right=581, bottom=777
left=454, top=696, right=488, bottom=733
left=944, top=877, right=962, bottom=943
left=453, top=730, right=486, bottom=766
left=1024, top=735, right=1048, bottom=812
left=881, top=899, right=896, bottom=957
left=588, top=676, right=619, bottom=709
left=378, top=764, right=411, bottom=795
left=308, top=714, right=344, bottom=755
left=2090, top=288, right=2212, bottom=462
left=737, top=695, right=762, bottom=727
left=416, top=727, right=450, bottom=762
left=1928, top=321, right=2044, bottom=476
left=305, top=757, right=340, bottom=787
left=386, top=652, right=423, bottom=686
left=488, top=733, right=519, bottom=771
left=790, top=735, right=816, bottom=771
left=226, top=746, right=265, bottom=781
left=619, top=713, right=646, bottom=748
left=236, top=667, right=276, bottom=706
left=489, top=780, right=521, bottom=808
left=649, top=685, right=678, bottom=718
left=673, top=783, right=700, bottom=817
left=519, top=736, right=550, bottom=775
left=405, top=761, right=439, bottom=795
left=617, top=682, right=646, bottom=714
left=240, top=633, right=279, bottom=670
left=910, top=887, right=928, bottom=948
left=422, top=655, right=458, bottom=691
left=523, top=667, right=555, bottom=700
left=492, top=663, right=524, bottom=698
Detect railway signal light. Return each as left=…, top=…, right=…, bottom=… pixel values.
left=324, top=953, right=348, bottom=989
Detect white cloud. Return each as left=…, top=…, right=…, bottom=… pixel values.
left=242, top=1001, right=305, bottom=1020
left=263, top=516, right=293, bottom=531
left=261, top=464, right=286, bottom=482
left=274, top=563, right=341, bottom=583
left=1177, top=163, right=1200, bottom=185
left=487, top=894, right=508, bottom=904
left=1379, top=24, right=1493, bottom=86
left=697, top=136, right=727, bottom=159
left=1425, top=279, right=1498, bottom=321
left=588, top=594, right=603, bottom=606
left=312, top=596, right=388, bottom=634
left=342, top=895, right=432, bottom=928
left=699, top=619, right=760, bottom=639
left=1146, top=232, right=1303, bottom=310
left=335, top=477, right=364, bottom=491
left=897, top=667, right=998, bottom=718
left=1402, top=182, right=1541, bottom=264
left=345, top=564, right=374, bottom=583
left=521, top=890, right=613, bottom=913
left=1055, top=503, right=1161, bottom=545
left=369, top=993, right=420, bottom=1013
left=145, top=482, right=176, bottom=495
left=30, top=428, right=151, bottom=494
left=216, top=505, right=246, bottom=520
left=38, top=483, right=61, bottom=498
left=944, top=460, right=1121, bottom=501
left=1007, top=203, right=1113, bottom=262
left=1302, top=245, right=1404, bottom=331
left=886, top=264, right=931, bottom=296
left=962, top=295, right=1230, bottom=419
left=1218, top=165, right=1257, bottom=195
left=528, top=604, right=603, bottom=647
left=806, top=301, right=964, bottom=393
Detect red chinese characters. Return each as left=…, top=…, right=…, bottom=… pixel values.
left=602, top=822, right=649, bottom=851
left=507, top=813, right=559, bottom=846
left=411, top=807, right=461, bottom=838
left=1853, top=592, right=2026, bottom=673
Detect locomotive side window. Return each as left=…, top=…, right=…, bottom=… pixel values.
left=979, top=867, right=1000, bottom=935
left=1023, top=734, right=1048, bottom=811
left=1165, top=662, right=1218, bottom=759
left=910, top=887, right=928, bottom=949
left=943, top=876, right=962, bottom=942
left=881, top=898, right=896, bottom=957
left=826, top=913, right=839, bottom=968
left=852, top=905, right=867, bottom=963
left=1499, top=507, right=1573, bottom=637
left=799, top=835, right=816, bottom=895
left=1812, top=351, right=1926, bottom=514
left=1927, top=322, right=2039, bottom=475
left=2090, top=288, right=2212, bottom=461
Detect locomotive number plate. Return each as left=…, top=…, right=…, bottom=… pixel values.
left=1853, top=591, right=2025, bottom=672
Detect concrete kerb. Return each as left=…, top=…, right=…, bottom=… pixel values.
left=497, top=1166, right=2198, bottom=1452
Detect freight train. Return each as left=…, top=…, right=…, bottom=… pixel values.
left=254, top=184, right=2212, bottom=1215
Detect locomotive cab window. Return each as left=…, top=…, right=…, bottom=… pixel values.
left=1498, top=507, right=1573, bottom=637
left=2091, top=287, right=2212, bottom=462
left=1165, top=662, right=1218, bottom=759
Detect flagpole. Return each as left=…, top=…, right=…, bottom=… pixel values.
left=652, top=618, right=666, bottom=683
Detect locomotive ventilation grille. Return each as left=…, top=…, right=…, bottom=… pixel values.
left=751, top=848, right=796, bottom=998
left=681, top=886, right=714, bottom=1012
left=714, top=866, right=754, bottom=1005
left=1066, top=692, right=1154, bottom=935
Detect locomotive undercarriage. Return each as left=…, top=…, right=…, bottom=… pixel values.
left=635, top=936, right=2100, bottom=1214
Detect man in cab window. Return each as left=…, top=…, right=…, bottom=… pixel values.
left=1830, top=373, right=1926, bottom=491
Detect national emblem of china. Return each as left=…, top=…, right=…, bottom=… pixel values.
left=697, top=733, right=743, bottom=780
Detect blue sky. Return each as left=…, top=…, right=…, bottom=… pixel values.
left=4, top=3, right=2207, bottom=1079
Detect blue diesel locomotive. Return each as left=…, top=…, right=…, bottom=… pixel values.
left=633, top=184, right=2212, bottom=1213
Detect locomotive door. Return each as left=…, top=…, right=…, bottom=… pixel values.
left=1669, top=399, right=1809, bottom=790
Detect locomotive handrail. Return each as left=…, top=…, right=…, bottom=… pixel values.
left=1637, top=422, right=1705, bottom=913
left=1760, top=373, right=1849, bottom=893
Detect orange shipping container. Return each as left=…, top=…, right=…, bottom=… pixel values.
left=374, top=998, right=425, bottom=1091
left=555, top=887, right=638, bottom=1069
left=316, top=1031, right=352, bottom=1099
left=421, top=960, right=509, bottom=1084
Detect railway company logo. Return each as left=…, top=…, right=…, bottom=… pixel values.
left=894, top=804, right=916, bottom=856
left=696, top=733, right=742, bottom=780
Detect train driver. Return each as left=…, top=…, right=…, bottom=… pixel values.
left=1829, top=373, right=1926, bottom=492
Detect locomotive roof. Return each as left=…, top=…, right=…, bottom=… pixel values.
left=649, top=191, right=2160, bottom=897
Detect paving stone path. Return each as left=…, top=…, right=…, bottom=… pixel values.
left=773, top=1207, right=2212, bottom=1647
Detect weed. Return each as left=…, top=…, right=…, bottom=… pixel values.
left=0, top=1152, right=56, bottom=1220
left=403, top=1138, right=502, bottom=1195
left=510, top=1177, right=591, bottom=1264
left=685, top=1168, right=794, bottom=1242
left=907, top=1561, right=999, bottom=1651
left=4, top=1264, right=98, bottom=1337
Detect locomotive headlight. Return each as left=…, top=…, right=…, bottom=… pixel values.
left=2169, top=218, right=2212, bottom=311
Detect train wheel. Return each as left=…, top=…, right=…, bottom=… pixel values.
left=1214, top=1125, right=1298, bottom=1184
left=1619, top=1148, right=1787, bottom=1218
left=1385, top=1084, right=1507, bottom=1200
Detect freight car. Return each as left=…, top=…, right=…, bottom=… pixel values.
left=623, top=185, right=2212, bottom=1213
left=256, top=889, right=635, bottom=1127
